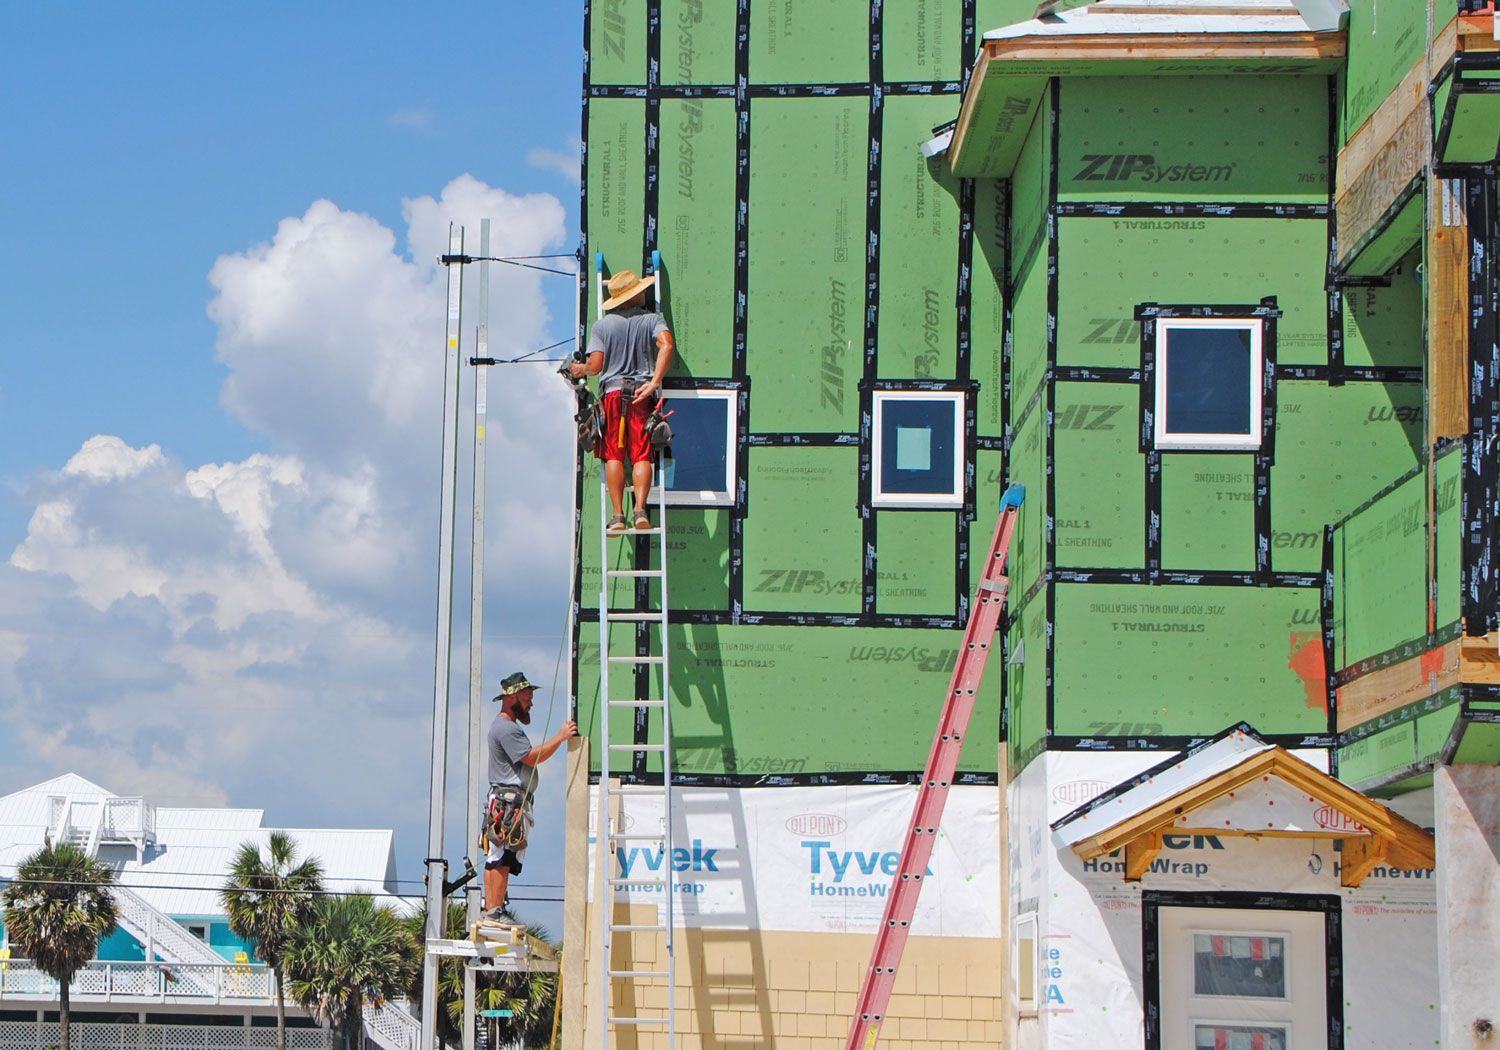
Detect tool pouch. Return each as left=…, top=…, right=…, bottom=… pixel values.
left=645, top=403, right=674, bottom=451
left=487, top=787, right=530, bottom=851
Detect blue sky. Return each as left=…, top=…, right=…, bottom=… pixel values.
left=0, top=5, right=587, bottom=933
left=1, top=4, right=581, bottom=545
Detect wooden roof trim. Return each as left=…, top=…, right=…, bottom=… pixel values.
left=980, top=30, right=1345, bottom=64
left=948, top=49, right=997, bottom=175
left=1071, top=748, right=1416, bottom=861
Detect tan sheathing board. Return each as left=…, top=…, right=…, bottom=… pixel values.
left=575, top=909, right=1005, bottom=1048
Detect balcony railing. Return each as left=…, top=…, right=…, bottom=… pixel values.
left=0, top=1021, right=331, bottom=1050
left=0, top=960, right=274, bottom=1005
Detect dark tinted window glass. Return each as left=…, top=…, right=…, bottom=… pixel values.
left=1164, top=327, right=1253, bottom=436
left=661, top=395, right=729, bottom=493
left=880, top=398, right=956, bottom=496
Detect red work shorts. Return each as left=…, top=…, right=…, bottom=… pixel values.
left=595, top=390, right=660, bottom=464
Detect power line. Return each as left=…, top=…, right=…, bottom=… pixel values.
left=0, top=876, right=564, bottom=904
left=0, top=864, right=560, bottom=890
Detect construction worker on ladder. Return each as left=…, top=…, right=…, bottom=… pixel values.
left=481, top=672, right=577, bottom=920
left=567, top=269, right=675, bottom=534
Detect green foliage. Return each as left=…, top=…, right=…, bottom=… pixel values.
left=285, top=894, right=415, bottom=1050
left=2, top=842, right=119, bottom=1050
left=402, top=903, right=558, bottom=1049
left=220, top=831, right=323, bottom=1050
left=2, top=843, right=119, bottom=980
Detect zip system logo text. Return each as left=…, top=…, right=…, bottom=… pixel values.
left=1073, top=153, right=1235, bottom=185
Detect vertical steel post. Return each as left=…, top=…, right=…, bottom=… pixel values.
left=421, top=223, right=465, bottom=1050
left=462, top=220, right=491, bottom=1050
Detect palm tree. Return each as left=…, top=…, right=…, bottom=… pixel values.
left=220, top=832, right=324, bottom=1050
left=403, top=903, right=558, bottom=1048
left=1, top=843, right=119, bottom=1050
left=285, top=894, right=415, bottom=1050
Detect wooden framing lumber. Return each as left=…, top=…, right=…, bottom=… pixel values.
left=1461, top=631, right=1500, bottom=685
left=1336, top=640, right=1461, bottom=732
left=1123, top=830, right=1163, bottom=882
left=1430, top=180, right=1469, bottom=442
left=1340, top=833, right=1390, bottom=888
left=980, top=32, right=1344, bottom=66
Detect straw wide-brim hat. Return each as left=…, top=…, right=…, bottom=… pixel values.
left=602, top=269, right=657, bottom=311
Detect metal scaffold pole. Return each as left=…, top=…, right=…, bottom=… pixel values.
left=462, top=219, right=492, bottom=1050
left=422, top=222, right=465, bottom=1050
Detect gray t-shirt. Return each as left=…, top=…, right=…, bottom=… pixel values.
left=487, top=715, right=535, bottom=795
left=588, top=306, right=668, bottom=393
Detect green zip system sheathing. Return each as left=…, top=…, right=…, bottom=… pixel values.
left=1341, top=0, right=1458, bottom=143
left=1058, top=217, right=1330, bottom=368
left=578, top=0, right=1006, bottom=787
left=1058, top=77, right=1329, bottom=203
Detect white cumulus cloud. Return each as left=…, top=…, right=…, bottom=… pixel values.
left=2, top=177, right=580, bottom=892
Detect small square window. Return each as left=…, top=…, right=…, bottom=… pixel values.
left=872, top=391, right=964, bottom=508
left=1154, top=318, right=1264, bottom=451
left=649, top=388, right=737, bottom=507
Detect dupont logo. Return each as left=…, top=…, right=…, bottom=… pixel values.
left=1053, top=780, right=1110, bottom=806
left=786, top=813, right=847, bottom=837
left=1314, top=806, right=1365, bottom=834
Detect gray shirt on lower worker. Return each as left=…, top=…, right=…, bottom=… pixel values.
left=588, top=306, right=668, bottom=393
left=487, top=715, right=535, bottom=796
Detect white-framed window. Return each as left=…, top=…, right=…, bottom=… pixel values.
left=872, top=390, right=965, bottom=508
left=1153, top=317, right=1264, bottom=451
left=650, top=388, right=737, bottom=507
left=1190, top=930, right=1289, bottom=1000
left=1015, top=914, right=1039, bottom=1014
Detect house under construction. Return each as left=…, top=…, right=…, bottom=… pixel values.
left=557, top=1, right=1500, bottom=1047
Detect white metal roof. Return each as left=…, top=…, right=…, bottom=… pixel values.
left=1051, top=726, right=1274, bottom=848
left=988, top=0, right=1318, bottom=40
left=0, top=775, right=402, bottom=918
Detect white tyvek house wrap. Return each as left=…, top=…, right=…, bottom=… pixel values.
left=585, top=783, right=1001, bottom=936
left=1012, top=751, right=1437, bottom=1049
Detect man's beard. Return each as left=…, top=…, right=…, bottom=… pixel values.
left=513, top=705, right=532, bottom=725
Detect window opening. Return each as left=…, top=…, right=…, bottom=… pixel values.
left=872, top=390, right=965, bottom=508
left=650, top=388, right=737, bottom=507
left=1153, top=318, right=1264, bottom=451
left=1016, top=914, right=1039, bottom=1013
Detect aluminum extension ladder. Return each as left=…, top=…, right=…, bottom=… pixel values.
left=845, top=484, right=1026, bottom=1050
left=595, top=250, right=677, bottom=1045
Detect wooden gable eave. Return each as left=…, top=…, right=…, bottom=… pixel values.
left=1067, top=747, right=1434, bottom=887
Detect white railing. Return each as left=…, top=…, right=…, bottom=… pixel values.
left=362, top=1001, right=420, bottom=1050
left=46, top=796, right=156, bottom=855
left=0, top=1021, right=331, bottom=1050
left=0, top=960, right=275, bottom=1005
left=110, top=885, right=227, bottom=967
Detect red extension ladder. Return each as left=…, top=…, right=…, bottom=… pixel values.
left=845, top=483, right=1025, bottom=1050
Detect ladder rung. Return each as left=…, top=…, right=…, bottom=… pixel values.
left=605, top=569, right=664, bottom=578
left=607, top=970, right=670, bottom=979
left=608, top=743, right=666, bottom=751
left=608, top=699, right=666, bottom=707
left=607, top=1017, right=671, bottom=1026
left=608, top=832, right=666, bottom=841
left=610, top=877, right=669, bottom=887
left=611, top=923, right=668, bottom=932
left=605, top=611, right=667, bottom=621
left=607, top=655, right=666, bottom=664
left=608, top=527, right=663, bottom=535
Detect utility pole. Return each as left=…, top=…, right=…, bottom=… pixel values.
left=421, top=223, right=465, bottom=1050
left=462, top=219, right=492, bottom=1050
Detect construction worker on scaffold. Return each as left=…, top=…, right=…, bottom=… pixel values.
left=567, top=268, right=675, bottom=534
left=481, top=672, right=577, bottom=920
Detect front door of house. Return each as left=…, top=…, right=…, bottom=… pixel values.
left=1156, top=905, right=1328, bottom=1050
